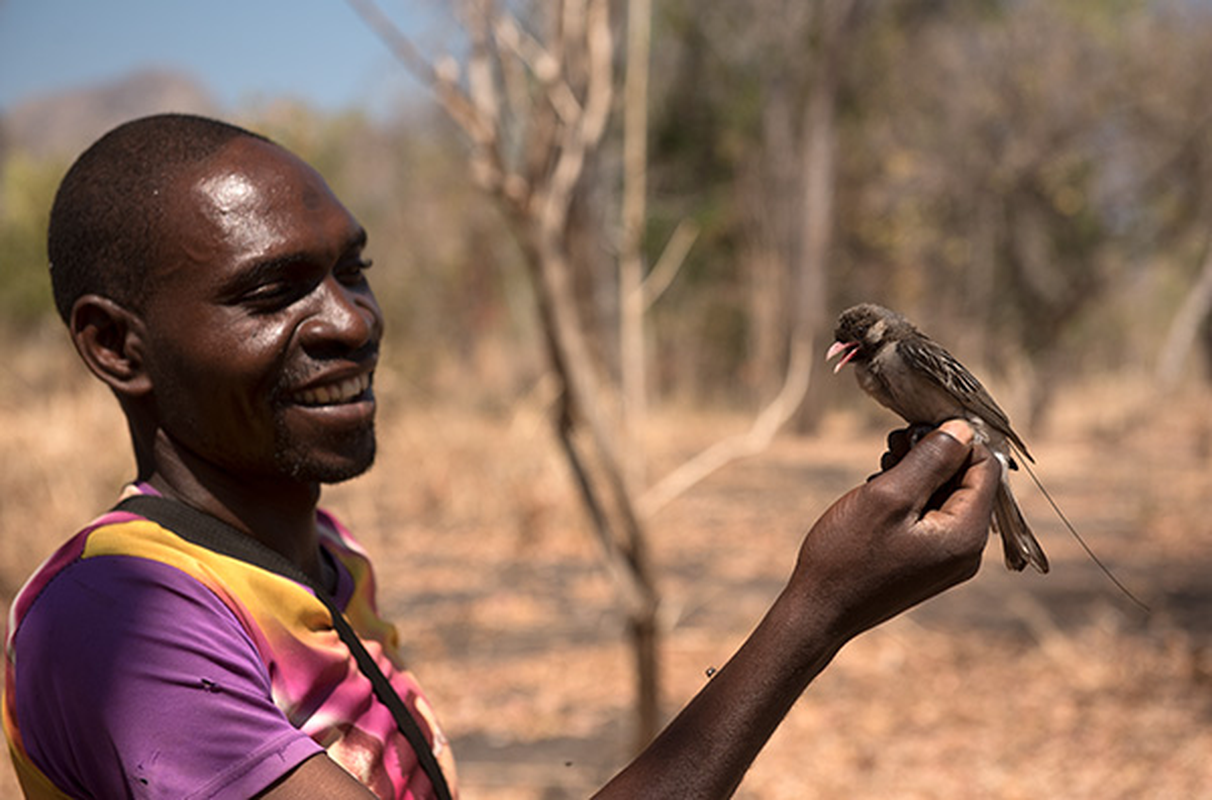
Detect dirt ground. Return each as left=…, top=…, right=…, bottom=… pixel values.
left=2, top=341, right=1210, bottom=798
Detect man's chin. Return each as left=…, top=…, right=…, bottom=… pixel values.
left=314, top=453, right=376, bottom=485
left=274, top=430, right=377, bottom=485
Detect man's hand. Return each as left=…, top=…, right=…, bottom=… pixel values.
left=788, top=419, right=999, bottom=643
left=594, top=419, right=999, bottom=800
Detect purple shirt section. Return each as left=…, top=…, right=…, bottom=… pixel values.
left=12, top=554, right=324, bottom=798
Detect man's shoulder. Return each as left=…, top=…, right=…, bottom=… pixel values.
left=9, top=500, right=297, bottom=643
left=4, top=520, right=317, bottom=800
left=7, top=510, right=138, bottom=636
left=7, top=511, right=243, bottom=640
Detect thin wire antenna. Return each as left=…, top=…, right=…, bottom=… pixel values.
left=1017, top=453, right=1151, bottom=614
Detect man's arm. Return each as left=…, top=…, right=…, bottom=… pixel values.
left=593, top=419, right=999, bottom=798
left=257, top=754, right=377, bottom=799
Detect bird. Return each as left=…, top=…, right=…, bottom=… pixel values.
left=826, top=302, right=1049, bottom=574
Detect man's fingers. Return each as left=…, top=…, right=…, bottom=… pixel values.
left=936, top=418, right=975, bottom=447
left=929, top=434, right=1000, bottom=527
left=879, top=419, right=976, bottom=510
left=875, top=423, right=944, bottom=480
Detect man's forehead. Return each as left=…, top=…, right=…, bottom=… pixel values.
left=191, top=164, right=290, bottom=256
left=147, top=137, right=359, bottom=293
left=178, top=139, right=348, bottom=244
left=191, top=138, right=330, bottom=214
left=199, top=169, right=258, bottom=213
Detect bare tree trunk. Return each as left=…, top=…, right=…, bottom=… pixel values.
left=1158, top=234, right=1212, bottom=387
left=350, top=0, right=813, bottom=753
left=619, top=0, right=659, bottom=746
left=522, top=179, right=664, bottom=751
left=794, top=0, right=862, bottom=432
left=746, top=74, right=797, bottom=401
left=792, top=70, right=836, bottom=432
left=745, top=247, right=789, bottom=399
left=621, top=0, right=651, bottom=489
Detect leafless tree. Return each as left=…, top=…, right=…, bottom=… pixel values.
left=694, top=0, right=864, bottom=429
left=346, top=0, right=812, bottom=747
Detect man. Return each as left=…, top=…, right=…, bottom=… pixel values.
left=3, top=114, right=999, bottom=799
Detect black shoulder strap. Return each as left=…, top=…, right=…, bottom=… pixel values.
left=113, top=495, right=453, bottom=800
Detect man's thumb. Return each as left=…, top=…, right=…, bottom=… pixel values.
left=888, top=418, right=975, bottom=501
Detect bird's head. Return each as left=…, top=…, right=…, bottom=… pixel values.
left=826, top=303, right=909, bottom=373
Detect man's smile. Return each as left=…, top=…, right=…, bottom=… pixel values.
left=291, top=372, right=373, bottom=407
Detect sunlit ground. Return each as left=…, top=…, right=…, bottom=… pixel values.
left=2, top=337, right=1209, bottom=799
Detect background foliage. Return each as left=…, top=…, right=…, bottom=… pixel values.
left=4, top=0, right=1212, bottom=416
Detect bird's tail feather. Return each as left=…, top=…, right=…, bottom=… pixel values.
left=1018, top=457, right=1150, bottom=611
left=991, top=480, right=1050, bottom=574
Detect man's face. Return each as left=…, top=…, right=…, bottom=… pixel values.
left=141, top=137, right=383, bottom=486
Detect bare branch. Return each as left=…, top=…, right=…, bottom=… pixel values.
left=494, top=15, right=583, bottom=125
left=466, top=0, right=501, bottom=140
left=640, top=219, right=700, bottom=310
left=344, top=0, right=529, bottom=202
left=581, top=0, right=614, bottom=146
left=639, top=336, right=813, bottom=518
left=491, top=18, right=530, bottom=135
left=344, top=0, right=483, bottom=141
left=561, top=0, right=586, bottom=74
left=1157, top=235, right=1212, bottom=387
left=537, top=0, right=614, bottom=236
left=620, top=0, right=653, bottom=488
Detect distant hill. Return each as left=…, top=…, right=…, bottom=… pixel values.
left=0, top=69, right=219, bottom=158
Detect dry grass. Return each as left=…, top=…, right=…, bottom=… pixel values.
left=2, top=340, right=1210, bottom=798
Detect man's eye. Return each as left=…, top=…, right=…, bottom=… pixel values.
left=337, top=258, right=373, bottom=285
left=243, top=281, right=300, bottom=307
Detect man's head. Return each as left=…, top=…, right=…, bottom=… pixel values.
left=54, top=114, right=383, bottom=487
left=48, top=114, right=267, bottom=324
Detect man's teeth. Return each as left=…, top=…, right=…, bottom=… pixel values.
left=294, top=374, right=371, bottom=406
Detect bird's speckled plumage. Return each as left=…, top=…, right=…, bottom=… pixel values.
left=829, top=303, right=1049, bottom=574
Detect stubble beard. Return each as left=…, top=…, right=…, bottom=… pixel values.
left=271, top=414, right=377, bottom=485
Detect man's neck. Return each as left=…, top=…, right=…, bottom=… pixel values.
left=145, top=457, right=326, bottom=585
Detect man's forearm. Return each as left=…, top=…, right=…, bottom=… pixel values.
left=592, top=424, right=995, bottom=799
left=592, top=587, right=841, bottom=799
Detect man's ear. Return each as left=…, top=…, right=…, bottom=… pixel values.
left=70, top=294, right=153, bottom=398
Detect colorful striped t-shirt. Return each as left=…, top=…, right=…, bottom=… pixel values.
left=3, top=486, right=457, bottom=799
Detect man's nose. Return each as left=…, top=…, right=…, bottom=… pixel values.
left=299, top=276, right=383, bottom=355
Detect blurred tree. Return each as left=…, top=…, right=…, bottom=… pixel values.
left=1118, top=2, right=1212, bottom=385
left=847, top=0, right=1136, bottom=426
left=347, top=0, right=815, bottom=749
left=334, top=0, right=1212, bottom=748
left=649, top=0, right=865, bottom=421
left=348, top=0, right=665, bottom=748
left=0, top=151, right=63, bottom=326
left=649, top=0, right=1212, bottom=416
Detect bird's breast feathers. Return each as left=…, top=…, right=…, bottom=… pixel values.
left=860, top=340, right=970, bottom=425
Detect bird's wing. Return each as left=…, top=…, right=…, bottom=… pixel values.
left=897, top=336, right=1033, bottom=461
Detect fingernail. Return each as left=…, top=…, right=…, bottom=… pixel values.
left=939, top=418, right=974, bottom=446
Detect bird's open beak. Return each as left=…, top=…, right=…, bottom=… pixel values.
left=826, top=341, right=860, bottom=373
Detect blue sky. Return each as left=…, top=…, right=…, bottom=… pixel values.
left=0, top=0, right=442, bottom=113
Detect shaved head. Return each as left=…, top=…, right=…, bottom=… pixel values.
left=48, top=113, right=270, bottom=323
